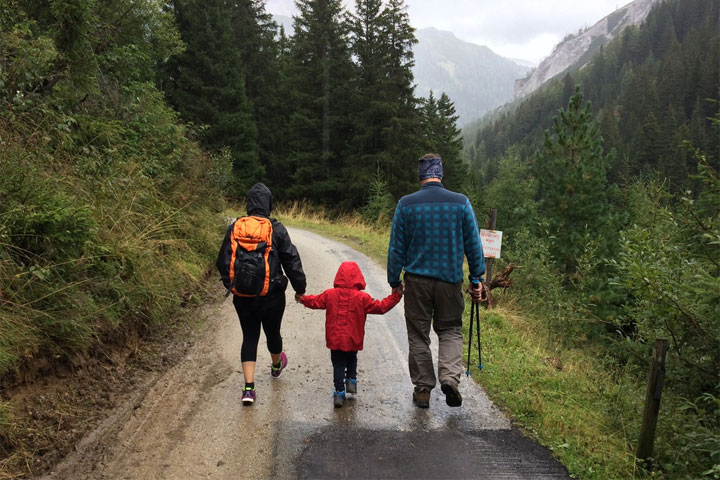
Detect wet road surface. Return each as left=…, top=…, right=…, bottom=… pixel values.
left=43, top=228, right=569, bottom=479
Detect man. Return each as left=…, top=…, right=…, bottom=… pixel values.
left=387, top=154, right=486, bottom=408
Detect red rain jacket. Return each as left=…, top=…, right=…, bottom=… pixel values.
left=301, top=261, right=401, bottom=351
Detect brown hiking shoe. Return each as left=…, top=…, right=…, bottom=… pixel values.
left=412, top=389, right=430, bottom=408
left=440, top=380, right=462, bottom=407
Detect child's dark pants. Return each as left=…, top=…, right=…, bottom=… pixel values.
left=330, top=350, right=357, bottom=391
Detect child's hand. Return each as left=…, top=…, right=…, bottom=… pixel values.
left=295, top=293, right=305, bottom=303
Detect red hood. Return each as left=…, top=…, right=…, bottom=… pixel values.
left=333, top=261, right=366, bottom=290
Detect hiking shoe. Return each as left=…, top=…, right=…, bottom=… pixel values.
left=333, top=390, right=346, bottom=408
left=412, top=389, right=430, bottom=408
left=271, top=352, right=288, bottom=378
left=345, top=378, right=357, bottom=394
left=440, top=380, right=462, bottom=407
left=241, top=386, right=256, bottom=405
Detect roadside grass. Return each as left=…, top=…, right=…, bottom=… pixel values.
left=273, top=203, right=658, bottom=480
left=470, top=307, right=641, bottom=479
left=275, top=202, right=391, bottom=264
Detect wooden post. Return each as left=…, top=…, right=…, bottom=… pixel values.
left=485, top=208, right=497, bottom=283
left=637, top=338, right=669, bottom=461
left=484, top=208, right=497, bottom=308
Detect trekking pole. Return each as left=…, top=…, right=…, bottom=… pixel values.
left=476, top=301, right=483, bottom=370
left=466, top=299, right=475, bottom=376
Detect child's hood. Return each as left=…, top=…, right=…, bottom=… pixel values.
left=333, top=261, right=366, bottom=290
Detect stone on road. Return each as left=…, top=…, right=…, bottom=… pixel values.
left=43, top=228, right=570, bottom=480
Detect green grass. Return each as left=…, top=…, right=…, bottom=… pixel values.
left=274, top=203, right=392, bottom=263
left=470, top=308, right=642, bottom=479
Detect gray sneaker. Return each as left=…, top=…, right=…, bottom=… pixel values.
left=333, top=390, right=346, bottom=408
left=345, top=378, right=357, bottom=394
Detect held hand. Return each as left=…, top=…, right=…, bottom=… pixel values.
left=391, top=284, right=404, bottom=296
left=295, top=293, right=304, bottom=303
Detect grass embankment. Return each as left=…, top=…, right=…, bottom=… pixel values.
left=0, top=94, right=228, bottom=476
left=275, top=205, right=677, bottom=480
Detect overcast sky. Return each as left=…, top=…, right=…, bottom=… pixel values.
left=265, top=0, right=630, bottom=65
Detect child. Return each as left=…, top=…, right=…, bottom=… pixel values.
left=299, top=261, right=402, bottom=407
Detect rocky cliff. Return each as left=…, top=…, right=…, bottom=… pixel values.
left=513, top=0, right=662, bottom=100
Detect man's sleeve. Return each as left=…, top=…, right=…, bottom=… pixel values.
left=386, top=205, right=406, bottom=288
left=462, top=198, right=485, bottom=284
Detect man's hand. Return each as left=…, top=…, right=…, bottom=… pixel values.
left=467, top=283, right=488, bottom=304
left=392, top=284, right=404, bottom=295
left=295, top=293, right=304, bottom=303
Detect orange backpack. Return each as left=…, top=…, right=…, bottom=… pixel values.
left=227, top=216, right=273, bottom=297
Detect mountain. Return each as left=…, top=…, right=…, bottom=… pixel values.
left=513, top=0, right=662, bottom=100
left=413, top=28, right=530, bottom=126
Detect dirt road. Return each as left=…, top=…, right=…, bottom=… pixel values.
left=42, top=228, right=569, bottom=479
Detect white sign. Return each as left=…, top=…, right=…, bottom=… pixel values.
left=480, top=229, right=503, bottom=259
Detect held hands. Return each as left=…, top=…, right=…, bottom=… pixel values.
left=391, top=284, right=404, bottom=297
left=467, top=283, right=488, bottom=304
left=295, top=293, right=305, bottom=303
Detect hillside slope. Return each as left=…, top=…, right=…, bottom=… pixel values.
left=413, top=28, right=530, bottom=125
left=468, top=0, right=718, bottom=192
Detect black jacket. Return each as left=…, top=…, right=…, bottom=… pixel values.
left=217, top=183, right=306, bottom=296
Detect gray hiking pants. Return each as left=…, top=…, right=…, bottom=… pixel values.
left=403, top=274, right=465, bottom=392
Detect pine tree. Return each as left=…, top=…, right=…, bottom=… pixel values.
left=419, top=91, right=465, bottom=191
left=347, top=0, right=419, bottom=204
left=285, top=0, right=357, bottom=205
left=535, top=87, right=615, bottom=275
left=264, top=27, right=296, bottom=199
left=383, top=0, right=421, bottom=197
left=229, top=0, right=285, bottom=179
left=164, top=0, right=261, bottom=195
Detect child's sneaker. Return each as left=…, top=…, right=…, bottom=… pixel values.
left=333, top=390, right=346, bottom=408
left=241, top=386, right=256, bottom=405
left=345, top=378, right=357, bottom=394
left=271, top=352, right=288, bottom=378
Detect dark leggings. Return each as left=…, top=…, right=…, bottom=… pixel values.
left=233, top=293, right=286, bottom=362
left=331, top=350, right=358, bottom=391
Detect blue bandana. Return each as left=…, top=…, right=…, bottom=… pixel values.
left=418, top=157, right=443, bottom=180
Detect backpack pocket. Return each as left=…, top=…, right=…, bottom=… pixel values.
left=232, top=241, right=267, bottom=295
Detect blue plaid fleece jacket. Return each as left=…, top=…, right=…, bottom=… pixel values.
left=387, top=181, right=485, bottom=287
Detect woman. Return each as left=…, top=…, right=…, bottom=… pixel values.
left=217, top=183, right=306, bottom=404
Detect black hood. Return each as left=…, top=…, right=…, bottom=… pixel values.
left=246, top=183, right=273, bottom=216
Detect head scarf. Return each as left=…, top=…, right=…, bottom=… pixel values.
left=418, top=156, right=443, bottom=181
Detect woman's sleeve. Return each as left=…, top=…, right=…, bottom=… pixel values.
left=273, top=221, right=307, bottom=294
